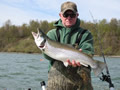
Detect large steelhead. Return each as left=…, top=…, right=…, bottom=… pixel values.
left=32, top=28, right=106, bottom=77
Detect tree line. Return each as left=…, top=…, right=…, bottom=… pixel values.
left=0, top=18, right=120, bottom=55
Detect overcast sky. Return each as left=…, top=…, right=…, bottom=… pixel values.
left=0, top=0, right=119, bottom=27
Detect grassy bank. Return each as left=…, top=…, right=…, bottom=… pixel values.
left=0, top=37, right=120, bottom=56
left=0, top=37, right=41, bottom=53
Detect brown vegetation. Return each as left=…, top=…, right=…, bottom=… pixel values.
left=0, top=18, right=120, bottom=55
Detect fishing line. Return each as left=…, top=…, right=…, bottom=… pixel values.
left=89, top=10, right=114, bottom=90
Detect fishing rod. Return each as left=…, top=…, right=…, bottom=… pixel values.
left=89, top=11, right=114, bottom=90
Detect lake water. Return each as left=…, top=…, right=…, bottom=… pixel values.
left=0, top=52, right=120, bottom=90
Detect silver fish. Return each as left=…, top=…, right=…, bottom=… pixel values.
left=32, top=28, right=106, bottom=77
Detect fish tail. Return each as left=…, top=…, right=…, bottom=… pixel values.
left=93, top=60, right=106, bottom=77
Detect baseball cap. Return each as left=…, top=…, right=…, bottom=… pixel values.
left=61, top=1, right=78, bottom=14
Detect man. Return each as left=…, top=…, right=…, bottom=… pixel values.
left=44, top=1, right=94, bottom=90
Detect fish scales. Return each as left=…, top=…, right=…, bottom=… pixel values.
left=45, top=40, right=96, bottom=68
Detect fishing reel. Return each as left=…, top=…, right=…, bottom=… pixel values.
left=100, top=72, right=110, bottom=82
left=100, top=72, right=114, bottom=89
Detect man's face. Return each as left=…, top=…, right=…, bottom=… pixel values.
left=59, top=10, right=79, bottom=28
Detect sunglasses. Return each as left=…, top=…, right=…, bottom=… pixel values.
left=63, top=13, right=76, bottom=18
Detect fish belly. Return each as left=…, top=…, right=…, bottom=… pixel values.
left=44, top=43, right=96, bottom=68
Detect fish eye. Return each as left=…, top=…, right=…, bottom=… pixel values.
left=40, top=33, right=44, bottom=37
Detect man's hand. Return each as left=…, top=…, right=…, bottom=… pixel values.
left=67, top=59, right=81, bottom=67
left=67, top=49, right=82, bottom=67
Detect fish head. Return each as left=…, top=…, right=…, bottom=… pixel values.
left=31, top=28, right=46, bottom=50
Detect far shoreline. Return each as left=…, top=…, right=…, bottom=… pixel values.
left=94, top=55, right=120, bottom=58
left=0, top=52, right=120, bottom=57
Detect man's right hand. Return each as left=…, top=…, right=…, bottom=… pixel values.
left=67, top=48, right=82, bottom=67
left=67, top=59, right=81, bottom=67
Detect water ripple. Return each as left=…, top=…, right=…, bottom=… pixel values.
left=0, top=53, right=119, bottom=90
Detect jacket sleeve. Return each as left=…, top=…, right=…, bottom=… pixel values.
left=79, top=30, right=94, bottom=55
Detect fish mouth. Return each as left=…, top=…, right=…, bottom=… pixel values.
left=39, top=45, right=44, bottom=48
left=39, top=39, right=46, bottom=48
